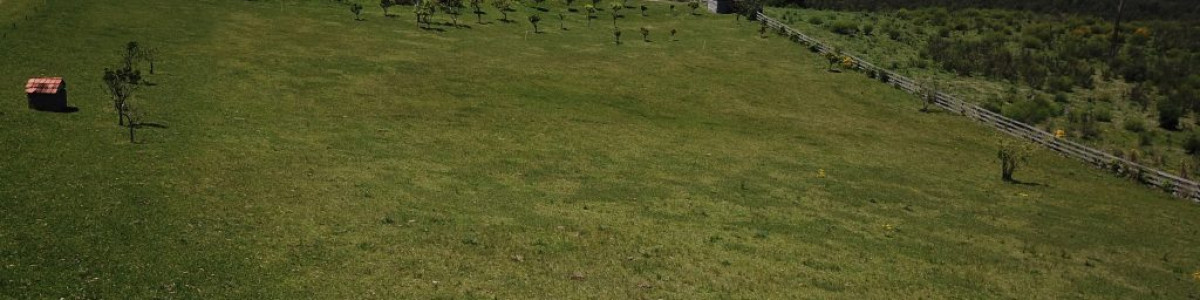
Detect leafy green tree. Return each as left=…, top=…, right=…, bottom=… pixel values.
left=529, top=14, right=542, bottom=33
left=670, top=28, right=677, bottom=41
left=640, top=27, right=649, bottom=41
left=351, top=3, right=364, bottom=20
left=613, top=27, right=622, bottom=44
left=687, top=1, right=699, bottom=15
left=640, top=5, right=647, bottom=16
left=491, top=0, right=511, bottom=21
left=565, top=0, right=575, bottom=10
left=997, top=137, right=1034, bottom=182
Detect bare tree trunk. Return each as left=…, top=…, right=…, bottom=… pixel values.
left=1109, top=0, right=1125, bottom=60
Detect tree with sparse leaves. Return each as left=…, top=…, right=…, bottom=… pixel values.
left=351, top=3, right=364, bottom=20
left=492, top=0, right=512, bottom=21
left=529, top=14, right=542, bottom=33
left=613, top=27, right=622, bottom=44
left=640, top=27, right=649, bottom=41
left=585, top=4, right=595, bottom=27
left=640, top=5, right=647, bottom=16
left=471, top=0, right=485, bottom=23
left=441, top=0, right=464, bottom=27
left=670, top=28, right=677, bottom=41
left=381, top=0, right=395, bottom=16
left=610, top=2, right=622, bottom=27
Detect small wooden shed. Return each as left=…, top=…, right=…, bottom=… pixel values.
left=25, top=77, right=68, bottom=112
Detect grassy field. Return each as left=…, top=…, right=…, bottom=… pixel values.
left=2, top=0, right=1200, bottom=298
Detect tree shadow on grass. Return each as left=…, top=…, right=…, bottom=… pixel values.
left=133, top=122, right=168, bottom=129
left=420, top=27, right=446, bottom=32
left=499, top=19, right=516, bottom=23
left=1004, top=178, right=1046, bottom=187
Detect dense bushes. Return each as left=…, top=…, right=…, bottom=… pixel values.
left=1001, top=95, right=1058, bottom=124
left=829, top=20, right=858, bottom=35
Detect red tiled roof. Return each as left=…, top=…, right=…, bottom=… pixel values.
left=25, top=77, right=63, bottom=94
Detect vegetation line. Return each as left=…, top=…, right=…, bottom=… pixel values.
left=756, top=12, right=1200, bottom=204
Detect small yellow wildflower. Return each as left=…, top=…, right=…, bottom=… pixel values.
left=883, top=224, right=894, bottom=231
left=1193, top=270, right=1200, bottom=282
left=817, top=169, right=826, bottom=178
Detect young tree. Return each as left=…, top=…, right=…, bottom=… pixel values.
left=585, top=4, right=596, bottom=27
left=351, top=3, right=364, bottom=20
left=565, top=0, right=576, bottom=10
left=122, top=41, right=142, bottom=71
left=103, top=67, right=139, bottom=126
left=381, top=0, right=395, bottom=16
left=558, top=13, right=565, bottom=30
left=529, top=14, right=542, bottom=33
left=918, top=81, right=941, bottom=112
left=492, top=0, right=511, bottom=21
left=442, top=0, right=464, bottom=27
left=640, top=26, right=649, bottom=41
left=670, top=4, right=675, bottom=13
left=122, top=103, right=142, bottom=143
left=670, top=28, right=677, bottom=41
left=687, top=1, right=699, bottom=15
left=140, top=47, right=158, bottom=75
left=640, top=5, right=647, bottom=16
left=610, top=2, right=622, bottom=27
left=471, top=0, right=485, bottom=23
left=416, top=0, right=438, bottom=27
left=997, top=137, right=1034, bottom=182
left=613, top=27, right=622, bottom=44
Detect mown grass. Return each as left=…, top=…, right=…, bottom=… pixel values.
left=2, top=0, right=1200, bottom=298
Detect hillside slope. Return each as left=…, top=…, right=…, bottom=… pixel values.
left=1, top=0, right=1199, bottom=298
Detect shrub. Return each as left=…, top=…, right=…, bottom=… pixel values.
left=1123, top=118, right=1147, bottom=132
left=808, top=16, right=823, bottom=25
left=886, top=28, right=902, bottom=40
left=1053, top=92, right=1069, bottom=103
left=1157, top=99, right=1185, bottom=131
left=1093, top=107, right=1112, bottom=122
left=1002, top=95, right=1058, bottom=124
left=830, top=20, right=858, bottom=35
left=1185, top=133, right=1200, bottom=155
left=862, top=24, right=875, bottom=35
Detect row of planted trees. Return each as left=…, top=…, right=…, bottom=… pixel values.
left=366, top=0, right=705, bottom=37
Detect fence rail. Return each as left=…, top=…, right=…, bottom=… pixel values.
left=756, top=12, right=1200, bottom=203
